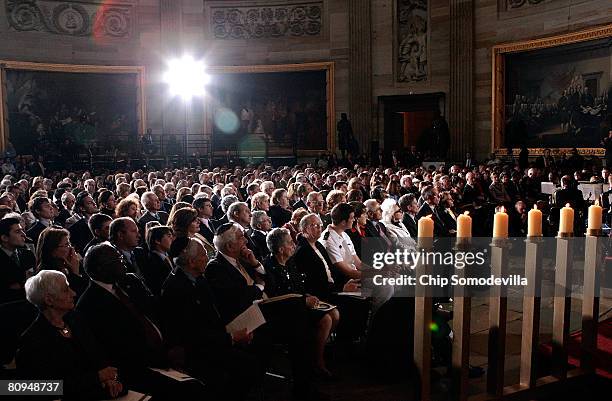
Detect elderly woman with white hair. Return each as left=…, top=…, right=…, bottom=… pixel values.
left=18, top=270, right=124, bottom=400
left=380, top=198, right=416, bottom=250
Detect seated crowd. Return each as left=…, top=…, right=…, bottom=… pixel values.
left=0, top=151, right=606, bottom=400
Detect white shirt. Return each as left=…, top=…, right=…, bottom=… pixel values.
left=318, top=227, right=357, bottom=270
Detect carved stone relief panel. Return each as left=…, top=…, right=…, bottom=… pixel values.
left=209, top=1, right=323, bottom=40
left=5, top=0, right=133, bottom=38
left=396, top=0, right=428, bottom=83
left=507, top=0, right=545, bottom=8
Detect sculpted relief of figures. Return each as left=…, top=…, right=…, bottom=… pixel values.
left=5, top=0, right=132, bottom=38
left=507, top=0, right=546, bottom=8
left=397, top=0, right=428, bottom=83
left=210, top=2, right=322, bottom=39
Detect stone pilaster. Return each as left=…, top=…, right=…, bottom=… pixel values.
left=449, top=0, right=474, bottom=160
left=348, top=0, right=373, bottom=154
left=160, top=0, right=184, bottom=150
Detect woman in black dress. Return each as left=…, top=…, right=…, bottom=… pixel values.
left=18, top=270, right=124, bottom=400
left=263, top=227, right=339, bottom=378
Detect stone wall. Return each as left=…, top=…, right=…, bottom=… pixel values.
left=1, top=0, right=611, bottom=160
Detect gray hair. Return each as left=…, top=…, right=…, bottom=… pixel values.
left=266, top=227, right=292, bottom=254
left=24, top=270, right=67, bottom=310
left=299, top=213, right=321, bottom=232
left=220, top=184, right=236, bottom=197
left=260, top=181, right=274, bottom=192
left=221, top=195, right=239, bottom=214
left=251, top=210, right=269, bottom=230
left=140, top=191, right=157, bottom=208
left=252, top=192, right=269, bottom=208
left=61, top=191, right=75, bottom=206
left=213, top=223, right=243, bottom=251
left=226, top=201, right=247, bottom=222
left=174, top=237, right=204, bottom=268
left=364, top=199, right=379, bottom=213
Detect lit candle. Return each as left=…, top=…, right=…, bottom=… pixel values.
left=418, top=215, right=434, bottom=238
left=587, top=199, right=602, bottom=231
left=559, top=203, right=574, bottom=234
left=527, top=205, right=542, bottom=237
left=493, top=207, right=508, bottom=238
left=457, top=211, right=472, bottom=238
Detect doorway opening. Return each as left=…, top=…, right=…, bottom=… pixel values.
left=378, top=92, right=446, bottom=162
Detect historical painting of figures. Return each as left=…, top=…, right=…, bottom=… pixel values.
left=503, top=37, right=612, bottom=149
left=2, top=64, right=142, bottom=158
left=396, top=0, right=428, bottom=83
left=209, top=68, right=329, bottom=157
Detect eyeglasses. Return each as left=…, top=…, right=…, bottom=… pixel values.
left=57, top=243, right=73, bottom=248
left=308, top=223, right=323, bottom=228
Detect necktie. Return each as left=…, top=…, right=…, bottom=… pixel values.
left=164, top=255, right=174, bottom=272
left=130, top=252, right=144, bottom=279
left=235, top=260, right=255, bottom=286
left=113, top=284, right=163, bottom=352
left=10, top=250, right=20, bottom=268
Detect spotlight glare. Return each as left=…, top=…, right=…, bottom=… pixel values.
left=164, top=55, right=209, bottom=101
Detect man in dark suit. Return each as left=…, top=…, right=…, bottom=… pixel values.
left=137, top=192, right=169, bottom=242
left=26, top=196, right=54, bottom=246
left=416, top=187, right=449, bottom=237
left=0, top=217, right=36, bottom=303
left=77, top=243, right=205, bottom=399
left=398, top=193, right=419, bottom=238
left=248, top=211, right=271, bottom=261
left=67, top=191, right=98, bottom=256
left=192, top=197, right=215, bottom=243
left=144, top=226, right=175, bottom=297
left=205, top=223, right=314, bottom=399
left=227, top=201, right=265, bottom=262
left=83, top=213, right=112, bottom=255
left=161, top=237, right=260, bottom=401
left=363, top=199, right=393, bottom=244
left=109, top=217, right=148, bottom=285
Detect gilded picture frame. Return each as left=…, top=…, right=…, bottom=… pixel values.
left=0, top=60, right=145, bottom=153
left=491, top=23, right=612, bottom=157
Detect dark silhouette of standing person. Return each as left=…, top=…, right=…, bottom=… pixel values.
left=337, top=113, right=353, bottom=160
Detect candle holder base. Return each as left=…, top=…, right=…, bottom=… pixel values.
left=454, top=238, right=472, bottom=251
left=585, top=228, right=602, bottom=237
left=490, top=237, right=511, bottom=248
left=556, top=232, right=574, bottom=238
left=525, top=235, right=544, bottom=243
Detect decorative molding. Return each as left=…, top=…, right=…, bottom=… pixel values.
left=395, top=0, right=428, bottom=83
left=507, top=0, right=545, bottom=9
left=490, top=23, right=612, bottom=154
left=5, top=0, right=133, bottom=38
left=209, top=1, right=323, bottom=40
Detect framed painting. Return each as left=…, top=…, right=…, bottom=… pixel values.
left=492, top=24, right=612, bottom=156
left=0, top=61, right=145, bottom=156
left=206, top=61, right=334, bottom=158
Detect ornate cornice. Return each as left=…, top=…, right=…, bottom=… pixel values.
left=209, top=1, right=323, bottom=40
left=5, top=0, right=133, bottom=38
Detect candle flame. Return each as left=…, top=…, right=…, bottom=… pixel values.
left=565, top=203, right=571, bottom=208
left=595, top=199, right=600, bottom=206
left=533, top=204, right=538, bottom=210
left=500, top=206, right=506, bottom=213
left=463, top=211, right=469, bottom=216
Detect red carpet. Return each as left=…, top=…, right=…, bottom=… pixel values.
left=541, top=318, right=612, bottom=378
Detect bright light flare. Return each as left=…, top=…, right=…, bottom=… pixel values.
left=164, top=55, right=210, bottom=101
